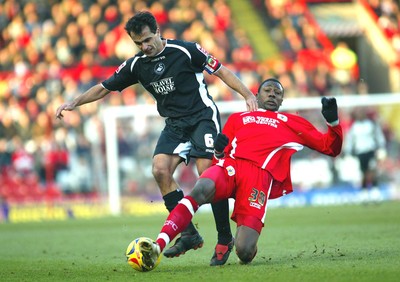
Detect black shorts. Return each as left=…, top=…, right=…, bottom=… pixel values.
left=153, top=106, right=221, bottom=164
left=357, top=150, right=376, bottom=172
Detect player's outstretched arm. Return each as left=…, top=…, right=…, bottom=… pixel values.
left=214, top=65, right=258, bottom=111
left=56, top=84, right=110, bottom=119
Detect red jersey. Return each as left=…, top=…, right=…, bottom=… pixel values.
left=220, top=109, right=343, bottom=198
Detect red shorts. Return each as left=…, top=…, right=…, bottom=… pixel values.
left=200, top=158, right=273, bottom=234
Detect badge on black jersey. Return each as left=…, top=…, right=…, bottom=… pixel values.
left=116, top=61, right=127, bottom=74
left=204, top=55, right=221, bottom=74
left=154, top=62, right=165, bottom=75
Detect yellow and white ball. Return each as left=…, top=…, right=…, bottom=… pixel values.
left=125, top=237, right=161, bottom=272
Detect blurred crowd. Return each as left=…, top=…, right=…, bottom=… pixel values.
left=368, top=0, right=400, bottom=59
left=0, top=0, right=399, bottom=203
left=256, top=0, right=362, bottom=97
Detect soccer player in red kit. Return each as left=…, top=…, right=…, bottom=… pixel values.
left=139, top=78, right=343, bottom=267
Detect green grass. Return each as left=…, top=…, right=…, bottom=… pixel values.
left=1, top=201, right=399, bottom=282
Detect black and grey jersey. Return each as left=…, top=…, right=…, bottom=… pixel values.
left=101, top=39, right=222, bottom=118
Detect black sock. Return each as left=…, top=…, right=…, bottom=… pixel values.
left=163, top=189, right=183, bottom=212
left=163, top=189, right=197, bottom=235
left=211, top=199, right=233, bottom=245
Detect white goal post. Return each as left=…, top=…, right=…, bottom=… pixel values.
left=101, top=93, right=400, bottom=215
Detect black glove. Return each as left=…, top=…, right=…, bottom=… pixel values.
left=214, top=133, right=229, bottom=158
left=321, top=97, right=338, bottom=123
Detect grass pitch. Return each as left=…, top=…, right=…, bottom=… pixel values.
left=0, top=201, right=399, bottom=282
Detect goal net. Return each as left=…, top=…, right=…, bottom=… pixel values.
left=101, top=94, right=400, bottom=215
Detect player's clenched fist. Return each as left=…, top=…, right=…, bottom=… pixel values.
left=213, top=133, right=229, bottom=159
left=321, top=97, right=338, bottom=124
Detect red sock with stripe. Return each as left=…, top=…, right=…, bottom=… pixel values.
left=156, top=196, right=199, bottom=252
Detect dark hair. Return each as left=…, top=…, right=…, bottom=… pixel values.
left=257, top=78, right=284, bottom=95
left=125, top=11, right=158, bottom=35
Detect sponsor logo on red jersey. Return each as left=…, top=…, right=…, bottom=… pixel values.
left=242, top=116, right=279, bottom=128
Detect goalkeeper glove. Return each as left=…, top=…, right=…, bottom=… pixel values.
left=214, top=133, right=229, bottom=159
left=321, top=97, right=338, bottom=124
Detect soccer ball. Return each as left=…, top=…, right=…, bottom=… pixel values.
left=125, top=237, right=161, bottom=272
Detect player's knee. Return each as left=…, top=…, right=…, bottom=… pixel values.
left=152, top=165, right=170, bottom=181
left=235, top=242, right=257, bottom=264
left=190, top=179, right=215, bottom=204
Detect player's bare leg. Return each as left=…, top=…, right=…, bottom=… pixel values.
left=152, top=154, right=182, bottom=196
left=235, top=225, right=259, bottom=264
left=195, top=159, right=234, bottom=266
left=152, top=154, right=204, bottom=257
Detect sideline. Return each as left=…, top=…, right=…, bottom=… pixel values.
left=1, top=184, right=398, bottom=223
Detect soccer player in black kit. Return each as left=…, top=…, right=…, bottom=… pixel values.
left=56, top=11, right=258, bottom=266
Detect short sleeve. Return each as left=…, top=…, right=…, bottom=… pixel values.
left=186, top=42, right=222, bottom=74
left=101, top=58, right=139, bottom=92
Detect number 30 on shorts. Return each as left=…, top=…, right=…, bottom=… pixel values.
left=248, top=188, right=266, bottom=206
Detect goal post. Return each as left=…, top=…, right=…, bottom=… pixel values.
left=101, top=93, right=400, bottom=215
